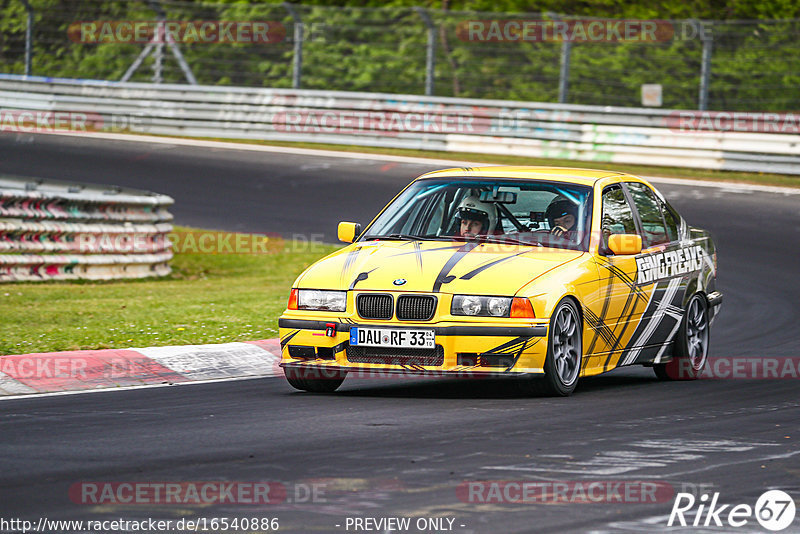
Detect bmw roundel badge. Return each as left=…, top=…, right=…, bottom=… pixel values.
left=393, top=278, right=407, bottom=286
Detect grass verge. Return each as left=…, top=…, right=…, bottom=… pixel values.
left=0, top=229, right=339, bottom=355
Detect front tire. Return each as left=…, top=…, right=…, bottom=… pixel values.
left=654, top=293, right=709, bottom=380
left=285, top=367, right=346, bottom=393
left=521, top=299, right=582, bottom=396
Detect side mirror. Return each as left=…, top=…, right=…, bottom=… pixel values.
left=337, top=222, right=361, bottom=243
left=607, top=234, right=642, bottom=255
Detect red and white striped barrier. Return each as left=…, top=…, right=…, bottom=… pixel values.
left=0, top=174, right=174, bottom=282
left=0, top=339, right=281, bottom=397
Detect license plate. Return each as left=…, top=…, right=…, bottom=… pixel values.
left=349, top=327, right=435, bottom=349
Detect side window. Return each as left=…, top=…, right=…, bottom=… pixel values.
left=601, top=185, right=636, bottom=250
left=627, top=182, right=669, bottom=247
left=658, top=198, right=681, bottom=243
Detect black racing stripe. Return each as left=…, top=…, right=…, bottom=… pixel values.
left=459, top=250, right=529, bottom=280
left=279, top=330, right=299, bottom=348
left=478, top=336, right=540, bottom=371
left=433, top=242, right=479, bottom=293
left=588, top=274, right=615, bottom=355
left=584, top=307, right=616, bottom=347
left=619, top=281, right=681, bottom=365
left=482, top=336, right=531, bottom=355
left=594, top=258, right=652, bottom=371
left=598, top=259, right=648, bottom=303
left=602, top=280, right=647, bottom=371
left=620, top=281, right=667, bottom=353
left=598, top=258, right=646, bottom=297
left=502, top=338, right=540, bottom=371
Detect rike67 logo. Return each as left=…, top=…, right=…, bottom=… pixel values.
left=668, top=490, right=796, bottom=531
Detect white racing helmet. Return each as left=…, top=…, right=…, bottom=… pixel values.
left=455, top=195, right=497, bottom=234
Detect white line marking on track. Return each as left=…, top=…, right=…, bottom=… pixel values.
left=0, top=373, right=281, bottom=402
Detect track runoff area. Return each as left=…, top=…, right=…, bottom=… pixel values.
left=0, top=131, right=797, bottom=533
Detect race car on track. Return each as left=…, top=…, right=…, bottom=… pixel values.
left=278, top=167, right=722, bottom=396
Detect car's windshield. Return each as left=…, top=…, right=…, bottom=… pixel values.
left=362, top=178, right=593, bottom=251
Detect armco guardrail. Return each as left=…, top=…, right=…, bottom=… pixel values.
left=0, top=174, right=173, bottom=282
left=0, top=74, right=798, bottom=175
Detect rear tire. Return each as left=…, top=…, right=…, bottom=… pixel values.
left=654, top=293, right=709, bottom=380
left=521, top=299, right=582, bottom=396
left=285, top=367, right=346, bottom=392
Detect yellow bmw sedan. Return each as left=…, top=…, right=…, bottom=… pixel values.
left=278, top=167, right=722, bottom=396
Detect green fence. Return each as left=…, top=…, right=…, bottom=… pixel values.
left=1, top=0, right=798, bottom=111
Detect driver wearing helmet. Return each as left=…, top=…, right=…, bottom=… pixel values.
left=454, top=195, right=497, bottom=238
left=545, top=197, right=579, bottom=238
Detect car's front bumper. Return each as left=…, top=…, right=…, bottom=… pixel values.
left=278, top=316, right=550, bottom=376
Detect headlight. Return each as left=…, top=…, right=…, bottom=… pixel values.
left=296, top=289, right=347, bottom=312
left=452, top=295, right=512, bottom=317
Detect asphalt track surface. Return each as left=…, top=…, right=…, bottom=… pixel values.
left=1, top=133, right=799, bottom=533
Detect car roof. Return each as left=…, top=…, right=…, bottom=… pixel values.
left=416, top=166, right=627, bottom=186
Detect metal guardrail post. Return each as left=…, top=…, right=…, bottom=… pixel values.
left=19, top=0, right=33, bottom=76
left=283, top=3, right=303, bottom=89
left=414, top=7, right=436, bottom=96
left=697, top=20, right=713, bottom=111
left=153, top=40, right=164, bottom=84
left=558, top=40, right=572, bottom=104
left=550, top=13, right=572, bottom=104
left=121, top=42, right=156, bottom=83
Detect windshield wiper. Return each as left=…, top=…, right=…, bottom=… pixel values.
left=477, top=235, right=543, bottom=247
left=364, top=234, right=446, bottom=242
